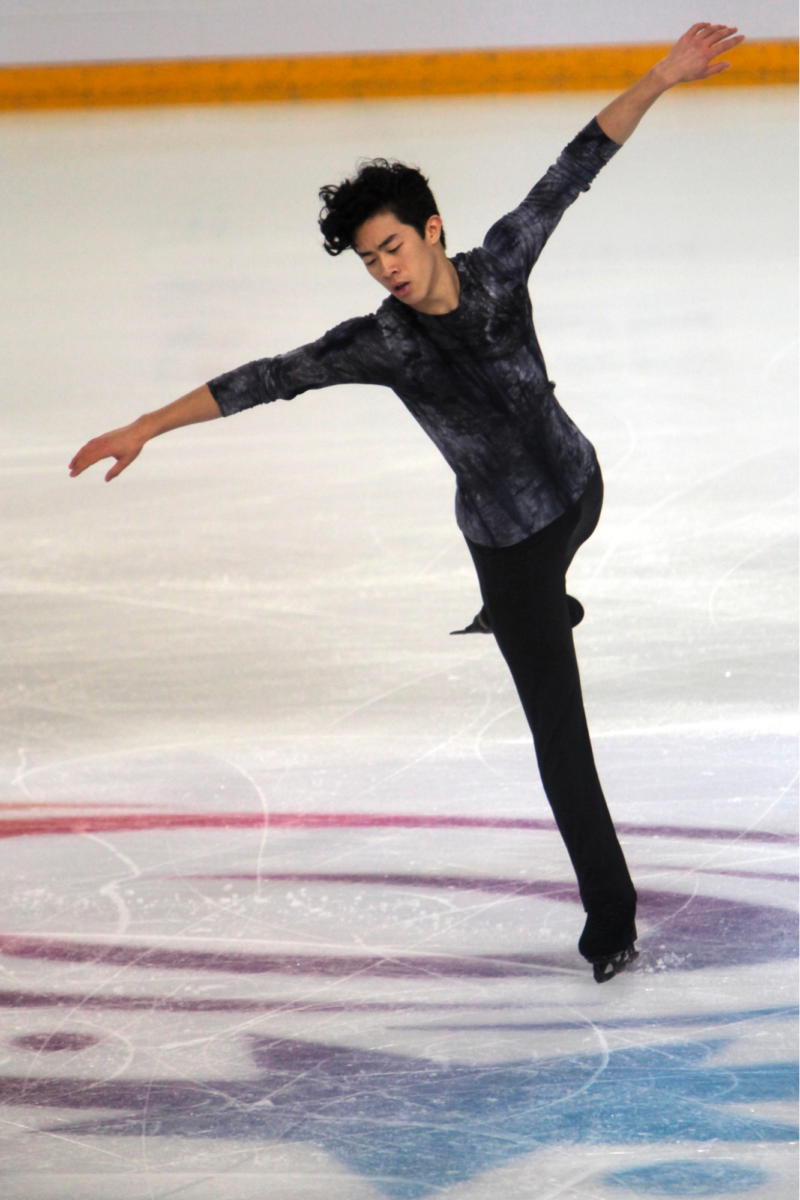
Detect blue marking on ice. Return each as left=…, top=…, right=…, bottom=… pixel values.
left=602, top=1158, right=770, bottom=1195
left=35, top=1036, right=798, bottom=1200
left=400, top=1003, right=799, bottom=1034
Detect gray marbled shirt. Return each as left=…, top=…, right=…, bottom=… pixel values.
left=208, top=118, right=620, bottom=547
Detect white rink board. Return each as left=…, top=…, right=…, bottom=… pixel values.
left=0, top=88, right=797, bottom=1199
left=1, top=0, right=796, bottom=66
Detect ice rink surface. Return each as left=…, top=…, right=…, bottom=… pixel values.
left=0, top=86, right=797, bottom=1198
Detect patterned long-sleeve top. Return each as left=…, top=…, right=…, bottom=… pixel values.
left=208, top=118, right=621, bottom=548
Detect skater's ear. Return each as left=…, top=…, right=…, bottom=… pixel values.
left=424, top=214, right=445, bottom=246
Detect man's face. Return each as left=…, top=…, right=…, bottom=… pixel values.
left=354, top=210, right=444, bottom=308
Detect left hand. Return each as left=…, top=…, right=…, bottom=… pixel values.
left=657, top=23, right=745, bottom=86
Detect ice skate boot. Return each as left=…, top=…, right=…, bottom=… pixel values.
left=579, top=903, right=638, bottom=983
left=450, top=606, right=492, bottom=635
left=588, top=941, right=639, bottom=983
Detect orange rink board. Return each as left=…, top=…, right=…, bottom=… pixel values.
left=0, top=38, right=797, bottom=111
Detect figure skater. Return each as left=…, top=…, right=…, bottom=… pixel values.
left=69, top=24, right=744, bottom=981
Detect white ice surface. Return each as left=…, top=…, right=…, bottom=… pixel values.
left=0, top=88, right=797, bottom=1199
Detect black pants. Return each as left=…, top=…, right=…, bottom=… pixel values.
left=467, top=467, right=636, bottom=914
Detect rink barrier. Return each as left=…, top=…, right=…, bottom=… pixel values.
left=0, top=39, right=797, bottom=111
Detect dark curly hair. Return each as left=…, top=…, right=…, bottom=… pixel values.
left=318, top=159, right=445, bottom=256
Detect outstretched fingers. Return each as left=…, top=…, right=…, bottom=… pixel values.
left=711, top=33, right=746, bottom=56
left=696, top=24, right=745, bottom=57
left=692, top=23, right=735, bottom=38
left=664, top=22, right=745, bottom=84
left=701, top=30, right=746, bottom=77
left=68, top=432, right=143, bottom=480
left=699, top=24, right=743, bottom=45
left=69, top=436, right=111, bottom=478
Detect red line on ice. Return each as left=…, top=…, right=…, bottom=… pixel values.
left=0, top=811, right=794, bottom=842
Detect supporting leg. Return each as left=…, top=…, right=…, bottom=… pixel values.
left=466, top=476, right=636, bottom=971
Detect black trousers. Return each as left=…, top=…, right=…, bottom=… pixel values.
left=466, top=467, right=636, bottom=914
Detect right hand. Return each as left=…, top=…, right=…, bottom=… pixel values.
left=69, top=421, right=147, bottom=481
left=69, top=386, right=221, bottom=481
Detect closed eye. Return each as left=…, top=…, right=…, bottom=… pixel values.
left=358, top=235, right=402, bottom=264
left=362, top=248, right=399, bottom=266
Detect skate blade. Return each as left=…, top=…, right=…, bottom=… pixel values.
left=592, top=944, right=639, bottom=984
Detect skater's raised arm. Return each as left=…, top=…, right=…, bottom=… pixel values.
left=596, top=23, right=745, bottom=144
left=480, top=23, right=744, bottom=281
left=69, top=383, right=221, bottom=481
left=482, top=118, right=620, bottom=280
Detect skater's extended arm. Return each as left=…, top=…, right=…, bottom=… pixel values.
left=69, top=384, right=221, bottom=481
left=481, top=23, right=743, bottom=279
left=70, top=312, right=390, bottom=477
left=596, top=23, right=745, bottom=144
